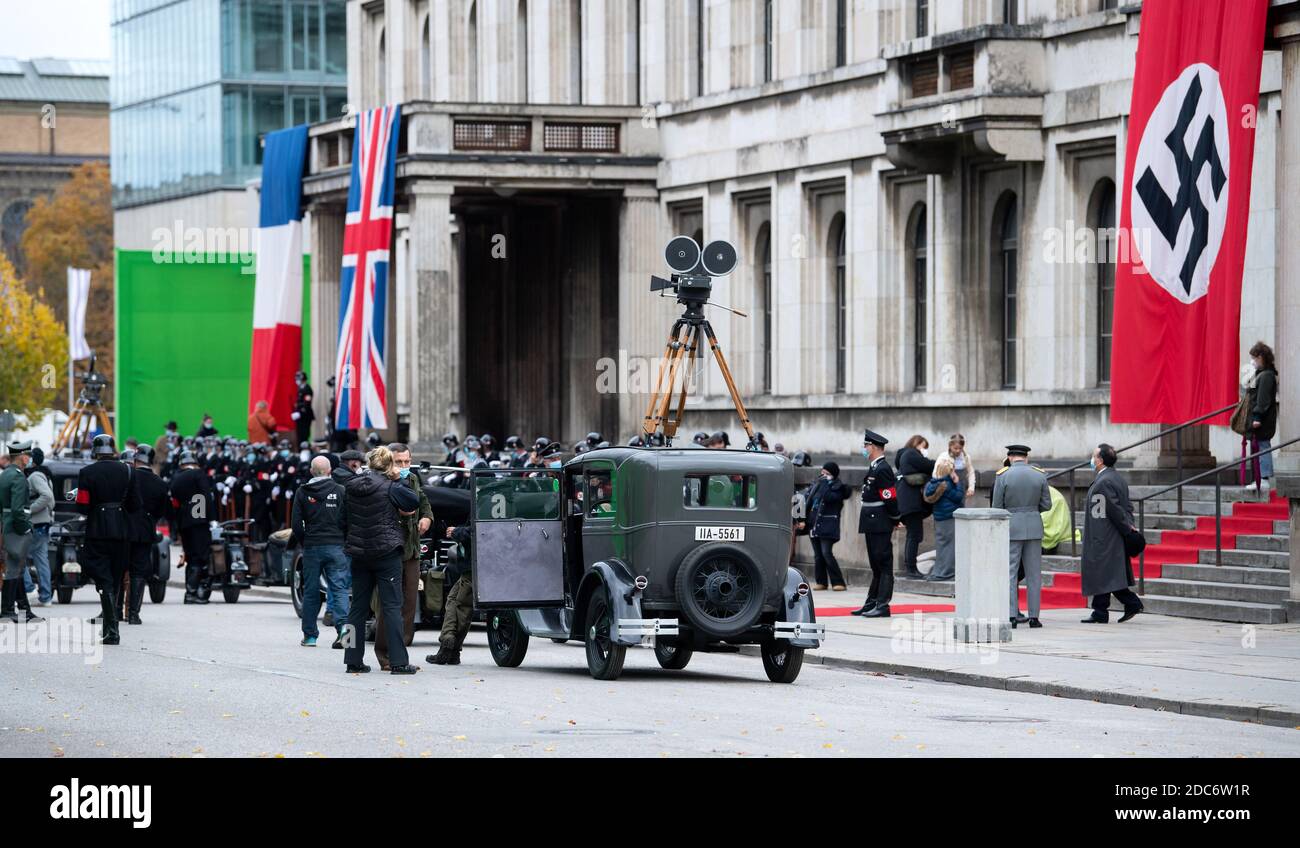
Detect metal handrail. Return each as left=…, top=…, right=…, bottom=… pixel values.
left=1048, top=402, right=1236, bottom=556
left=1131, top=435, right=1300, bottom=593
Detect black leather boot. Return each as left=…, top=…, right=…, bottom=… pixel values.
left=128, top=576, right=146, bottom=624
left=0, top=579, right=18, bottom=622
left=98, top=587, right=120, bottom=644
left=183, top=564, right=200, bottom=603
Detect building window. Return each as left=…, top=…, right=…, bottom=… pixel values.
left=517, top=0, right=528, bottom=102
left=763, top=0, right=774, bottom=83
left=758, top=223, right=773, bottom=393
left=916, top=0, right=929, bottom=38
left=1099, top=0, right=1118, bottom=10
left=377, top=28, right=386, bottom=104
left=571, top=0, right=583, bottom=104
left=911, top=204, right=928, bottom=391
left=832, top=214, right=847, bottom=392
left=1093, top=179, right=1117, bottom=385
left=467, top=3, right=478, bottom=101
left=835, top=0, right=847, bottom=67
left=696, top=0, right=705, bottom=96
left=995, top=193, right=1019, bottom=389
left=421, top=15, right=431, bottom=99
left=1002, top=0, right=1018, bottom=25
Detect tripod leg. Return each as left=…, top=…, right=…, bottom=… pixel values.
left=641, top=322, right=684, bottom=439
left=653, top=331, right=692, bottom=439
left=701, top=321, right=759, bottom=447
left=53, top=407, right=81, bottom=454
left=664, top=323, right=700, bottom=441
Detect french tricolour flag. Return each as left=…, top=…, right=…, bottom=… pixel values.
left=250, top=125, right=309, bottom=430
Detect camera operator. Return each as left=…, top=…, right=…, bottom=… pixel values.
left=340, top=446, right=420, bottom=675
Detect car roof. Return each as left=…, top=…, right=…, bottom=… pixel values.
left=566, top=445, right=788, bottom=477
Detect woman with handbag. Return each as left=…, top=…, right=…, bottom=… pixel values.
left=1237, top=342, right=1279, bottom=497
left=894, top=435, right=936, bottom=579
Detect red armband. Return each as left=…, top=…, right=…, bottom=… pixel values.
left=881, top=487, right=896, bottom=501
left=76, top=488, right=90, bottom=505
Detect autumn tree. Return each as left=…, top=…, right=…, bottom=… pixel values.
left=20, top=161, right=114, bottom=411
left=0, top=252, right=68, bottom=423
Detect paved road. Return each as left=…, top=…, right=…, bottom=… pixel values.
left=3, top=588, right=1298, bottom=758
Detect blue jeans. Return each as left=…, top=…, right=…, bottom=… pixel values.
left=301, top=545, right=351, bottom=639
left=28, top=524, right=51, bottom=602
left=1256, top=438, right=1274, bottom=479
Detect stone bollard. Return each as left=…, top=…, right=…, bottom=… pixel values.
left=952, top=507, right=1012, bottom=643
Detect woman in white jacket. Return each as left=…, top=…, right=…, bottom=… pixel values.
left=946, top=434, right=977, bottom=500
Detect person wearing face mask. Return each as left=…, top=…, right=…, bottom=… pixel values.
left=373, top=443, right=433, bottom=670
left=1241, top=341, right=1278, bottom=498
left=894, top=434, right=936, bottom=580
left=806, top=461, right=848, bottom=591
left=852, top=429, right=901, bottom=617
left=196, top=414, right=218, bottom=438
left=1080, top=443, right=1143, bottom=624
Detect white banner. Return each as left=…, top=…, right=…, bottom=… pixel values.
left=66, top=267, right=91, bottom=360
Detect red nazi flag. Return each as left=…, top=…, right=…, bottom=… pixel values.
left=1109, top=0, right=1269, bottom=424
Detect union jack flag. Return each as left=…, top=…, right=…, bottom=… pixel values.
left=334, top=105, right=401, bottom=431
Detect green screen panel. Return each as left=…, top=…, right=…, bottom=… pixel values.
left=115, top=250, right=310, bottom=443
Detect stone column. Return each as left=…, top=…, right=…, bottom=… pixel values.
left=408, top=182, right=457, bottom=451
left=617, top=186, right=668, bottom=434
left=1276, top=16, right=1300, bottom=459
left=309, top=204, right=345, bottom=427
left=952, top=508, right=1012, bottom=643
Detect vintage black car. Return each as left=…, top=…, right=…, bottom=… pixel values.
left=475, top=446, right=824, bottom=683
left=46, top=457, right=170, bottom=605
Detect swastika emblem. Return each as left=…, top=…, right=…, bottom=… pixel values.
left=1131, top=63, right=1231, bottom=305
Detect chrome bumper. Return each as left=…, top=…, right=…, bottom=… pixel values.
left=773, top=621, right=826, bottom=641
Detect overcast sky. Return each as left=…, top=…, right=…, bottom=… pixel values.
left=0, top=0, right=111, bottom=61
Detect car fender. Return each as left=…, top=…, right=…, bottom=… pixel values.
left=573, top=559, right=643, bottom=646
left=154, top=535, right=171, bottom=582
left=780, top=566, right=821, bottom=649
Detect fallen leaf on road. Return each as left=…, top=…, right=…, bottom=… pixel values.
left=453, top=735, right=467, bottom=741
left=300, top=710, right=310, bottom=717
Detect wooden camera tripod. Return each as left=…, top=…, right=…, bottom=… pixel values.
left=52, top=391, right=114, bottom=455
left=640, top=308, right=758, bottom=449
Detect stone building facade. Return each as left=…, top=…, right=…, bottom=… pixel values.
left=301, top=0, right=1300, bottom=464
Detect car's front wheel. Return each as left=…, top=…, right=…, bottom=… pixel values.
left=760, top=640, right=804, bottom=683
left=487, top=610, right=530, bottom=667
left=584, top=592, right=626, bottom=680
left=147, top=579, right=166, bottom=604
left=222, top=586, right=241, bottom=603
left=56, top=586, right=74, bottom=605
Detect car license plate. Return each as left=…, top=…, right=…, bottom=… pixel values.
left=695, top=526, right=744, bottom=542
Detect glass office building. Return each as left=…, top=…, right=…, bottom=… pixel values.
left=111, top=0, right=346, bottom=206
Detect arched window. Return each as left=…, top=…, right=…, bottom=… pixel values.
left=757, top=223, right=773, bottom=393
left=763, top=0, right=774, bottom=83
left=994, top=193, right=1019, bottom=389
left=467, top=2, right=478, bottom=101
left=1091, top=179, right=1117, bottom=385
left=420, top=15, right=431, bottom=99
left=517, top=0, right=528, bottom=102
left=570, top=0, right=583, bottom=104
left=910, top=203, right=928, bottom=390
left=830, top=213, right=847, bottom=393
left=377, top=27, right=387, bottom=104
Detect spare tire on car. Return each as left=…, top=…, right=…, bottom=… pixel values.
left=672, top=542, right=765, bottom=640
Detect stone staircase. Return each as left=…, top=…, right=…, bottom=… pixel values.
left=899, top=486, right=1292, bottom=624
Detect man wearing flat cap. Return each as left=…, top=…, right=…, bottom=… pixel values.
left=992, top=444, right=1051, bottom=627
left=852, top=429, right=901, bottom=617
left=0, top=440, right=35, bottom=622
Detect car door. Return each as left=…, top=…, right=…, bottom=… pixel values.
left=471, top=468, right=566, bottom=608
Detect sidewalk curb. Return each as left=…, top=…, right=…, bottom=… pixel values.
left=738, top=646, right=1300, bottom=729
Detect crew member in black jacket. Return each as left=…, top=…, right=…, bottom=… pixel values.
left=125, top=446, right=169, bottom=624
left=169, top=451, right=216, bottom=604
left=76, top=435, right=140, bottom=644
left=806, top=461, right=848, bottom=591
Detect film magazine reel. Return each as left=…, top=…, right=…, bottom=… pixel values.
left=641, top=235, right=761, bottom=449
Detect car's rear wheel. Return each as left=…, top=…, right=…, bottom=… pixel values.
left=674, top=543, right=765, bottom=640
left=654, top=640, right=693, bottom=670
left=56, top=587, right=74, bottom=605
left=487, top=610, right=529, bottom=667
left=147, top=580, right=166, bottom=604
left=584, top=592, right=626, bottom=680
left=291, top=554, right=305, bottom=617
left=761, top=640, right=804, bottom=683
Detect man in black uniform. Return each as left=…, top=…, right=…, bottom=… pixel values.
left=169, top=451, right=215, bottom=604
left=292, top=371, right=315, bottom=446
left=125, top=446, right=169, bottom=624
left=852, top=429, right=901, bottom=618
left=75, top=435, right=139, bottom=643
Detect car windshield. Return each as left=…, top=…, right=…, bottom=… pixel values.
left=682, top=474, right=757, bottom=509
left=475, top=474, right=561, bottom=520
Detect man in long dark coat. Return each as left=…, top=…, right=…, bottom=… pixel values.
left=1080, top=443, right=1144, bottom=623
